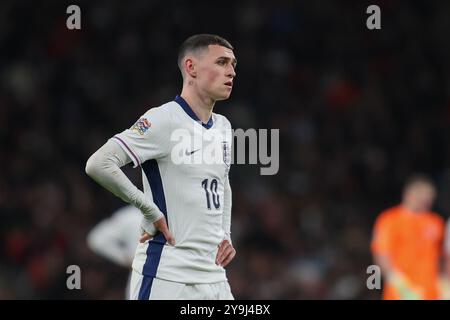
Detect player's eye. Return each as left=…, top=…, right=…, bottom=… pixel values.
left=217, top=60, right=226, bottom=65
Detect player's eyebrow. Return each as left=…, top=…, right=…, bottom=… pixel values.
left=217, top=56, right=237, bottom=67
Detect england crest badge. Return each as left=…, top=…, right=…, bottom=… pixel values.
left=222, top=141, right=231, bottom=168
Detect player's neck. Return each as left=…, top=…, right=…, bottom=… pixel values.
left=180, top=89, right=214, bottom=124
left=401, top=202, right=424, bottom=214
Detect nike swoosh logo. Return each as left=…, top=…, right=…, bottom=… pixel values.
left=185, top=149, right=200, bottom=156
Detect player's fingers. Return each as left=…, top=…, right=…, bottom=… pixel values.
left=153, top=217, right=176, bottom=245
left=139, top=232, right=152, bottom=243
left=220, top=239, right=231, bottom=247
left=164, top=230, right=175, bottom=246
left=217, top=244, right=233, bottom=265
left=215, top=245, right=226, bottom=265
left=220, top=248, right=236, bottom=267
left=216, top=241, right=230, bottom=263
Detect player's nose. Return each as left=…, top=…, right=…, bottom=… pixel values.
left=227, top=70, right=236, bottom=79
left=227, top=65, right=236, bottom=78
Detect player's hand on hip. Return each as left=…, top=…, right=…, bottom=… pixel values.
left=216, top=239, right=236, bottom=268
left=139, top=216, right=175, bottom=246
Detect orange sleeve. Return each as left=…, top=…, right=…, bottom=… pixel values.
left=371, top=212, right=393, bottom=255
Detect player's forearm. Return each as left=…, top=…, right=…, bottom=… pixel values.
left=375, top=253, right=412, bottom=286
left=222, top=176, right=232, bottom=241
left=375, top=253, right=423, bottom=298
left=85, top=140, right=163, bottom=223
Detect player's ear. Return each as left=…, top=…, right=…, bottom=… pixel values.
left=185, top=57, right=197, bottom=78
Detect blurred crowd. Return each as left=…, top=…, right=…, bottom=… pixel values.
left=2, top=0, right=450, bottom=299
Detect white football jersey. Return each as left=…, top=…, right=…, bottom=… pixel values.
left=110, top=95, right=232, bottom=284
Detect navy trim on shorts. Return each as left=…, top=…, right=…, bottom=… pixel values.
left=138, top=275, right=154, bottom=300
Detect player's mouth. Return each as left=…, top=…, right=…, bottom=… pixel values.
left=224, top=81, right=233, bottom=88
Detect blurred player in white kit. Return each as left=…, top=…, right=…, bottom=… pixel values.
left=87, top=205, right=141, bottom=298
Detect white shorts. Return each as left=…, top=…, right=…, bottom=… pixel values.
left=129, top=269, right=234, bottom=300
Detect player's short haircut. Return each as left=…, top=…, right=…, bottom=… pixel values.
left=177, top=34, right=234, bottom=76
left=403, top=174, right=435, bottom=191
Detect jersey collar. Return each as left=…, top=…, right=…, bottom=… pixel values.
left=174, top=95, right=214, bottom=129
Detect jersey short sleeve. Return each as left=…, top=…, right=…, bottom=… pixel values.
left=110, top=106, right=172, bottom=167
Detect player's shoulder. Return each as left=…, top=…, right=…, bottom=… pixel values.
left=424, top=211, right=445, bottom=227
left=114, top=205, right=142, bottom=219
left=212, top=112, right=232, bottom=129
left=142, top=100, right=177, bottom=118
left=109, top=205, right=140, bottom=222
left=376, top=205, right=402, bottom=224
left=379, top=205, right=402, bottom=218
left=137, top=100, right=179, bottom=131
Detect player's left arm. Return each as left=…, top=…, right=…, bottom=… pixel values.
left=216, top=174, right=236, bottom=267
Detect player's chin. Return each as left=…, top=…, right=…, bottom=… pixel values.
left=214, top=89, right=232, bottom=101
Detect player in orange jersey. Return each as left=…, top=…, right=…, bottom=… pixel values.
left=371, top=174, right=445, bottom=300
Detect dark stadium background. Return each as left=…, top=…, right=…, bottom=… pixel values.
left=1, top=0, right=450, bottom=299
